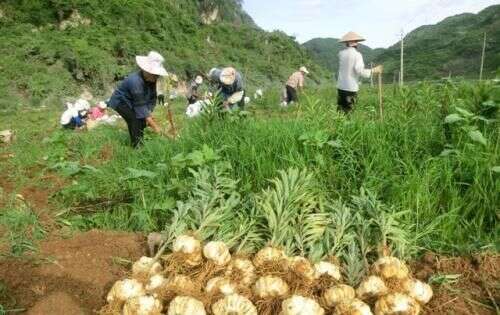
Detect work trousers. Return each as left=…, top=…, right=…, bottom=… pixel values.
left=337, top=89, right=358, bottom=114
left=114, top=105, right=147, bottom=148
left=285, top=85, right=298, bottom=104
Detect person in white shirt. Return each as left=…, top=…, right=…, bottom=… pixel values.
left=337, top=32, right=383, bottom=113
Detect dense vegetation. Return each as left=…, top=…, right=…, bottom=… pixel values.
left=303, top=5, right=500, bottom=82
left=1, top=81, right=498, bottom=263
left=0, top=0, right=327, bottom=110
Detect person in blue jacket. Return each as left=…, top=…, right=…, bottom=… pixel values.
left=107, top=51, right=167, bottom=147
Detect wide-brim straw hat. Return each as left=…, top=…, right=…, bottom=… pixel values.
left=299, top=66, right=310, bottom=74
left=195, top=75, right=203, bottom=85
left=136, top=51, right=168, bottom=76
left=220, top=67, right=237, bottom=85
left=339, top=31, right=366, bottom=43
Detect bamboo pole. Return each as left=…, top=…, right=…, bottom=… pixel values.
left=378, top=73, right=384, bottom=121
left=479, top=32, right=486, bottom=81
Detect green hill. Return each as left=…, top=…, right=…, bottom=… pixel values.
left=375, top=5, right=500, bottom=81
left=303, top=5, right=500, bottom=81
left=303, top=38, right=381, bottom=74
left=0, top=0, right=327, bottom=109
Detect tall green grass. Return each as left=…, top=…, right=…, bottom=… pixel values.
left=0, top=81, right=498, bottom=257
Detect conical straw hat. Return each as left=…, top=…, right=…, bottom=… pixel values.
left=339, top=32, right=366, bottom=43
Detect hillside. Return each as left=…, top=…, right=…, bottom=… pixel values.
left=0, top=0, right=327, bottom=109
left=303, top=5, right=500, bottom=81
left=303, top=38, right=382, bottom=74
left=375, top=5, right=500, bottom=81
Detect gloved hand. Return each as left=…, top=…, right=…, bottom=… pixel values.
left=372, top=65, right=384, bottom=75
left=157, top=94, right=165, bottom=106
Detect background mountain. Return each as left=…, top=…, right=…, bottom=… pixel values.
left=303, top=4, right=500, bottom=82
left=374, top=4, right=500, bottom=81
left=0, top=0, right=327, bottom=109
left=303, top=38, right=382, bottom=75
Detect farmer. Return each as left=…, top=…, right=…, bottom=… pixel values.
left=337, top=32, right=383, bottom=113
left=60, top=99, right=90, bottom=130
left=186, top=75, right=204, bottom=105
left=283, top=66, right=309, bottom=107
left=208, top=67, right=245, bottom=110
left=107, top=51, right=167, bottom=147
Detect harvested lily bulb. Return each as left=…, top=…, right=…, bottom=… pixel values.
left=123, top=295, right=163, bottom=315
left=372, top=257, right=409, bottom=280
left=253, top=247, right=287, bottom=268
left=206, top=277, right=238, bottom=296
left=225, top=258, right=256, bottom=286
left=280, top=295, right=325, bottom=315
left=106, top=279, right=145, bottom=304
left=203, top=241, right=231, bottom=266
left=314, top=261, right=342, bottom=281
left=357, top=276, right=388, bottom=301
left=212, top=294, right=258, bottom=315
left=253, top=276, right=289, bottom=298
left=132, top=256, right=163, bottom=278
left=145, top=274, right=167, bottom=294
left=402, top=278, right=433, bottom=305
left=166, top=275, right=196, bottom=293
left=289, top=256, right=316, bottom=281
left=323, top=284, right=356, bottom=307
left=336, top=298, right=373, bottom=315
left=374, top=293, right=421, bottom=315
left=168, top=296, right=206, bottom=315
left=172, top=235, right=203, bottom=266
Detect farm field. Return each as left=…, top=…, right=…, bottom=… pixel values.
left=0, top=81, right=498, bottom=314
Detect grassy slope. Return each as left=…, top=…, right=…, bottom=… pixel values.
left=302, top=5, right=500, bottom=81
left=303, top=38, right=382, bottom=74
left=0, top=0, right=328, bottom=110
left=375, top=5, right=500, bottom=81
left=1, top=81, right=498, bottom=258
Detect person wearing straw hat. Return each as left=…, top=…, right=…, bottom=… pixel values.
left=208, top=67, right=246, bottom=110
left=337, top=32, right=383, bottom=113
left=282, top=66, right=309, bottom=107
left=107, top=51, right=167, bottom=147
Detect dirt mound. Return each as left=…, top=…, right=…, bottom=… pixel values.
left=26, top=292, right=86, bottom=315
left=0, top=230, right=146, bottom=314
left=414, top=252, right=499, bottom=315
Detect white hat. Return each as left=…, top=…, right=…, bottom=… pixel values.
left=74, top=99, right=90, bottom=111
left=339, top=31, right=366, bottom=43
left=136, top=51, right=168, bottom=76
left=195, top=75, right=203, bottom=85
left=220, top=67, right=237, bottom=85
left=98, top=101, right=107, bottom=109
left=300, top=66, right=309, bottom=74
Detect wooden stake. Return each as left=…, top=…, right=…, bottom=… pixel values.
left=378, top=73, right=384, bottom=121
left=479, top=32, right=486, bottom=81
left=400, top=30, right=404, bottom=87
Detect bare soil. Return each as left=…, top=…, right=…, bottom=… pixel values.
left=0, top=230, right=146, bottom=314
left=0, top=231, right=498, bottom=315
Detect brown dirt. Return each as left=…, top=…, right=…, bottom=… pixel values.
left=0, top=229, right=146, bottom=314
left=413, top=252, right=499, bottom=315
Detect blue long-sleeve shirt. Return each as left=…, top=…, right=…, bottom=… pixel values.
left=209, top=69, right=244, bottom=98
left=107, top=71, right=157, bottom=119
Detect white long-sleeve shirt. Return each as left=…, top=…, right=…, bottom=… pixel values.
left=337, top=47, right=372, bottom=92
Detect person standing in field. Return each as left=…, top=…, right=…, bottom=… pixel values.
left=107, top=51, right=166, bottom=147
left=282, top=66, right=309, bottom=107
left=337, top=32, right=383, bottom=113
left=208, top=67, right=246, bottom=110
